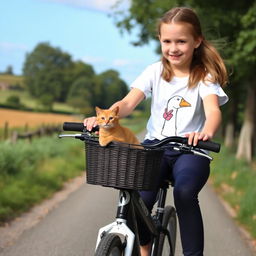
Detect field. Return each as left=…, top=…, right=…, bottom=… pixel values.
left=0, top=74, right=24, bottom=86
left=0, top=90, right=77, bottom=113
left=0, top=108, right=81, bottom=128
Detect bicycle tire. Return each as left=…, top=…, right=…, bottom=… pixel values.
left=95, top=233, right=124, bottom=256
left=157, top=206, right=177, bottom=256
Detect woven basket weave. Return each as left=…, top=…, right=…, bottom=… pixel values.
left=85, top=138, right=164, bottom=190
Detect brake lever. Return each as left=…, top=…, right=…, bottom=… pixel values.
left=173, top=145, right=213, bottom=161
left=58, top=134, right=85, bottom=141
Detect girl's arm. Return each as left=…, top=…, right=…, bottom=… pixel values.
left=110, top=88, right=145, bottom=118
left=186, top=94, right=222, bottom=146
left=84, top=88, right=145, bottom=130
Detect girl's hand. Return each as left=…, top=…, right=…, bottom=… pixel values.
left=83, top=116, right=98, bottom=131
left=185, top=132, right=212, bottom=146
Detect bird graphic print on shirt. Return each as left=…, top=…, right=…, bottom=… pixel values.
left=161, top=95, right=191, bottom=136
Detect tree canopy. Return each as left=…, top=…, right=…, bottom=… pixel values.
left=23, top=42, right=74, bottom=109
left=22, top=42, right=128, bottom=113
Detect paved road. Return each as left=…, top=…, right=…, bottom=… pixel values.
left=0, top=131, right=255, bottom=256
left=0, top=183, right=254, bottom=256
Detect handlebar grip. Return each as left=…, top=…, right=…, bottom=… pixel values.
left=63, top=122, right=99, bottom=132
left=196, top=140, right=220, bottom=153
left=63, top=122, right=84, bottom=132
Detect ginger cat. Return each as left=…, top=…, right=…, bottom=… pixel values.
left=95, top=106, right=140, bottom=147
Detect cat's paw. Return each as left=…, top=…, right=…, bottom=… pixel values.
left=99, top=141, right=109, bottom=147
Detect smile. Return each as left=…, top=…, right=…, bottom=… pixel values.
left=169, top=54, right=182, bottom=59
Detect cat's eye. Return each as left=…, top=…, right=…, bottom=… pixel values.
left=101, top=117, right=105, bottom=120
left=109, top=117, right=113, bottom=120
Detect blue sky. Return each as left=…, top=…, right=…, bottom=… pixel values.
left=0, top=0, right=159, bottom=84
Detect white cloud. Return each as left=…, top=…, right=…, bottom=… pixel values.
left=81, top=55, right=106, bottom=64
left=42, top=0, right=130, bottom=13
left=0, top=42, right=28, bottom=52
left=112, top=58, right=145, bottom=67
left=112, top=58, right=131, bottom=67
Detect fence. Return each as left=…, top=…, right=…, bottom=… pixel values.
left=1, top=122, right=62, bottom=143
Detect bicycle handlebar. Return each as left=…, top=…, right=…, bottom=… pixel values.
left=63, top=122, right=99, bottom=132
left=62, top=122, right=220, bottom=153
left=142, top=136, right=220, bottom=153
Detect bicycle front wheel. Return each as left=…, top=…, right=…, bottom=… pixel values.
left=95, top=233, right=124, bottom=256
left=157, top=206, right=177, bottom=256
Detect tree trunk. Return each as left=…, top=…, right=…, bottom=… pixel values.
left=236, top=84, right=256, bottom=162
left=224, top=97, right=237, bottom=148
left=224, top=121, right=235, bottom=148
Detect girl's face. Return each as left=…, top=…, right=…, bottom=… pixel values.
left=159, top=22, right=202, bottom=76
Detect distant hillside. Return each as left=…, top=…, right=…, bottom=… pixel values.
left=0, top=75, right=78, bottom=114
left=0, top=74, right=24, bottom=89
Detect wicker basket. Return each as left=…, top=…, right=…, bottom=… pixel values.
left=84, top=137, right=164, bottom=190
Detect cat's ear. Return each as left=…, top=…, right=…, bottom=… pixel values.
left=95, top=106, right=101, bottom=115
left=112, top=106, right=119, bottom=115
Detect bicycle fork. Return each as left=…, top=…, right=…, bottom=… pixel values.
left=95, top=190, right=136, bottom=256
left=95, top=189, right=158, bottom=256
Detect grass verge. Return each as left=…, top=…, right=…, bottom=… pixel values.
left=210, top=146, right=256, bottom=239
left=0, top=136, right=85, bottom=224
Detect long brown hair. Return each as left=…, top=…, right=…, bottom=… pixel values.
left=158, top=7, right=228, bottom=88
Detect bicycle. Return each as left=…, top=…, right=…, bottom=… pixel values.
left=59, top=122, right=220, bottom=256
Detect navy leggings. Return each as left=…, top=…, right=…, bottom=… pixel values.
left=138, top=140, right=210, bottom=256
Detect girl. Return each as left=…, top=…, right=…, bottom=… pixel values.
left=85, top=7, right=228, bottom=256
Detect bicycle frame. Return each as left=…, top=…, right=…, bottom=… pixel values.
left=95, top=184, right=171, bottom=256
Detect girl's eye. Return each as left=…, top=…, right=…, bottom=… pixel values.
left=162, top=39, right=170, bottom=43
left=178, top=40, right=186, bottom=44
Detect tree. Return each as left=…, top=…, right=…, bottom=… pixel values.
left=71, top=61, right=95, bottom=80
left=67, top=61, right=97, bottom=114
left=23, top=42, right=74, bottom=107
left=94, top=70, right=128, bottom=108
left=233, top=3, right=256, bottom=161
left=67, top=77, right=95, bottom=114
left=4, top=65, right=13, bottom=75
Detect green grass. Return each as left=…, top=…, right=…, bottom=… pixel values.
left=210, top=146, right=256, bottom=238
left=0, top=136, right=85, bottom=223
left=0, top=90, right=77, bottom=113
left=0, top=90, right=35, bottom=107
left=121, top=115, right=148, bottom=134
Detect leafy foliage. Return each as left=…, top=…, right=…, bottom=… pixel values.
left=23, top=43, right=74, bottom=107
left=232, top=3, right=256, bottom=78
left=94, top=70, right=128, bottom=108
left=22, top=43, right=129, bottom=113
left=67, top=77, right=95, bottom=114
left=5, top=95, right=24, bottom=109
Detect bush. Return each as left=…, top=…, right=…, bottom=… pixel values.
left=0, top=136, right=84, bottom=223
left=5, top=95, right=25, bottom=109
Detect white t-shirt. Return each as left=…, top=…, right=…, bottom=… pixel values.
left=131, top=61, right=229, bottom=140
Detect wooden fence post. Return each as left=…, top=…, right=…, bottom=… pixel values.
left=11, top=131, right=18, bottom=143
left=4, top=122, right=9, bottom=140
